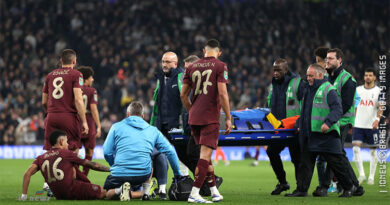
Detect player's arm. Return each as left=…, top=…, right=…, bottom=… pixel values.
left=90, top=103, right=101, bottom=138
left=83, top=160, right=110, bottom=172
left=180, top=83, right=192, bottom=112
left=73, top=87, right=88, bottom=135
left=42, top=93, right=48, bottom=112
left=217, top=82, right=232, bottom=135
left=21, top=164, right=39, bottom=199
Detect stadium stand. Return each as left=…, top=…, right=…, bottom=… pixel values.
left=0, top=0, right=388, bottom=145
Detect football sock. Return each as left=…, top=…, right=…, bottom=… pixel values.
left=190, top=186, right=200, bottom=197
left=210, top=186, right=220, bottom=196
left=142, top=183, right=151, bottom=196
left=353, top=146, right=365, bottom=177
left=159, top=184, right=166, bottom=194
left=115, top=186, right=122, bottom=195
left=43, top=182, right=49, bottom=190
left=193, top=159, right=209, bottom=188
left=206, top=161, right=216, bottom=187
left=369, top=148, right=378, bottom=180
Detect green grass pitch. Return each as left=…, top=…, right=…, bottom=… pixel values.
left=1, top=159, right=389, bottom=204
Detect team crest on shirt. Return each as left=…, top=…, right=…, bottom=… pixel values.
left=79, top=77, right=84, bottom=86
left=92, top=185, right=98, bottom=191
left=94, top=94, right=98, bottom=102
left=224, top=71, right=228, bottom=80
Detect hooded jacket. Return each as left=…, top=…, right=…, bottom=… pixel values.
left=103, top=116, right=181, bottom=177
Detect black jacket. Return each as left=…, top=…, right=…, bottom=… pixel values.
left=154, top=67, right=184, bottom=131
left=328, top=66, right=357, bottom=115
left=269, top=71, right=305, bottom=120
left=298, top=78, right=343, bottom=154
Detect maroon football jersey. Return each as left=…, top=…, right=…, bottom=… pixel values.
left=33, top=148, right=86, bottom=198
left=42, top=67, right=83, bottom=113
left=81, top=86, right=98, bottom=138
left=183, top=56, right=229, bottom=125
left=81, top=86, right=98, bottom=115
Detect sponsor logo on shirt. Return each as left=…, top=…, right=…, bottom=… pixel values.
left=79, top=77, right=84, bottom=86
left=172, top=84, right=177, bottom=88
left=94, top=94, right=98, bottom=102
left=359, top=99, right=374, bottom=106
left=224, top=71, right=228, bottom=80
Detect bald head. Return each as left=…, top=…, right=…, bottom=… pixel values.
left=161, top=52, right=178, bottom=73
left=272, top=58, right=289, bottom=81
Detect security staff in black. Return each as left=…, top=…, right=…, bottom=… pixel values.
left=286, top=64, right=354, bottom=197
left=266, top=58, right=304, bottom=195
left=323, top=48, right=364, bottom=196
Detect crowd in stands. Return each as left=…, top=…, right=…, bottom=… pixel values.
left=0, top=0, right=388, bottom=145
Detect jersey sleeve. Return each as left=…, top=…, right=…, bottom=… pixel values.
left=63, top=150, right=86, bottom=166
left=90, top=88, right=98, bottom=104
left=182, top=67, right=192, bottom=85
left=33, top=158, right=40, bottom=169
left=73, top=71, right=83, bottom=89
left=217, top=63, right=228, bottom=83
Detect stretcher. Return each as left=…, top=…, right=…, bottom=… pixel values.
left=169, top=108, right=297, bottom=146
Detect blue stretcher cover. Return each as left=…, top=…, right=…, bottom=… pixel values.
left=169, top=108, right=297, bottom=146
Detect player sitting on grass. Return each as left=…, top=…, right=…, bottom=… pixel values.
left=21, top=130, right=110, bottom=200
left=20, top=130, right=149, bottom=201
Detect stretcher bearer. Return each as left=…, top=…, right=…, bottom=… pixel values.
left=266, top=58, right=306, bottom=195
left=323, top=48, right=364, bottom=196
left=286, top=64, right=354, bottom=197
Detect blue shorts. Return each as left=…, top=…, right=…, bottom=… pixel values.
left=103, top=174, right=151, bottom=191
left=352, top=128, right=379, bottom=146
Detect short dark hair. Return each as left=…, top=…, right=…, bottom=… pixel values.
left=205, top=39, right=220, bottom=49
left=49, top=130, right=67, bottom=146
left=327, top=48, right=344, bottom=60
left=364, top=67, right=377, bottom=76
left=61, top=49, right=77, bottom=65
left=77, top=66, right=94, bottom=80
left=314, top=47, right=329, bottom=60
left=127, top=101, right=144, bottom=116
left=183, top=55, right=200, bottom=63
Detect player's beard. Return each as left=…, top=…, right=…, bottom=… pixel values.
left=365, top=79, right=373, bottom=86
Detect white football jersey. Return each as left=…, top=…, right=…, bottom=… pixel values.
left=354, top=85, right=381, bottom=129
